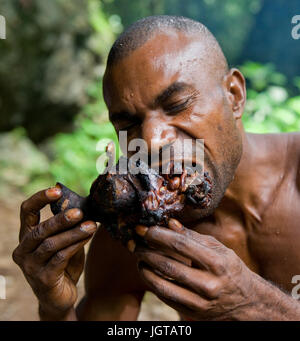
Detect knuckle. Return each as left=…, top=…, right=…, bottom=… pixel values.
left=226, top=248, right=236, bottom=258
left=20, top=200, right=29, bottom=214
left=12, top=248, right=22, bottom=265
left=172, top=236, right=188, bottom=253
left=205, top=280, right=222, bottom=298
left=52, top=251, right=65, bottom=265
left=212, top=258, right=226, bottom=275
left=203, top=234, right=215, bottom=242
left=69, top=228, right=80, bottom=239
left=178, top=270, right=188, bottom=282
left=40, top=238, right=56, bottom=253
left=203, top=235, right=222, bottom=249
left=153, top=281, right=168, bottom=298
left=30, top=225, right=43, bottom=242
left=160, top=260, right=175, bottom=276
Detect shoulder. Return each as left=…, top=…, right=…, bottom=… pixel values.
left=250, top=132, right=300, bottom=189
left=285, top=132, right=300, bottom=190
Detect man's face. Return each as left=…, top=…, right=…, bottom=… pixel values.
left=103, top=31, right=243, bottom=220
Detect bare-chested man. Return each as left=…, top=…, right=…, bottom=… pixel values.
left=13, top=15, right=300, bottom=321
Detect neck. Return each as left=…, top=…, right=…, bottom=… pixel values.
left=224, top=128, right=257, bottom=201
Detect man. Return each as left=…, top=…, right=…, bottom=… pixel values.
left=13, top=15, right=300, bottom=321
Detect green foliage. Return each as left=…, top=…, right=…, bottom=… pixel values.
left=0, top=0, right=120, bottom=196
left=49, top=120, right=118, bottom=196
left=103, top=0, right=262, bottom=63
left=241, top=62, right=300, bottom=133
left=48, top=1, right=121, bottom=196
left=0, top=128, right=52, bottom=195
left=49, top=79, right=120, bottom=195
left=0, top=0, right=120, bottom=142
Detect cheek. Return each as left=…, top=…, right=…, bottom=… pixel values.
left=190, top=97, right=240, bottom=169
left=190, top=99, right=229, bottom=142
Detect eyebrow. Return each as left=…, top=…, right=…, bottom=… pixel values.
left=109, top=110, right=135, bottom=123
left=109, top=82, right=192, bottom=122
left=155, top=81, right=192, bottom=105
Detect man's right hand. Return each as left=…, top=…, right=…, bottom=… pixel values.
left=12, top=186, right=97, bottom=320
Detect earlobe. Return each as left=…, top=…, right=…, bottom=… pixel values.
left=223, top=68, right=246, bottom=119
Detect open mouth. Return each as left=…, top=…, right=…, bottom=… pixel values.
left=131, top=158, right=212, bottom=223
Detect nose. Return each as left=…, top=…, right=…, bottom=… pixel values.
left=141, top=113, right=177, bottom=153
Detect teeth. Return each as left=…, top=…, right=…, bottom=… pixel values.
left=163, top=160, right=183, bottom=176
left=144, top=193, right=159, bottom=210
left=159, top=186, right=167, bottom=194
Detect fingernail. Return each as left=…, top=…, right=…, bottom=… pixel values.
left=80, top=221, right=97, bottom=233
left=168, top=218, right=183, bottom=232
left=135, top=225, right=148, bottom=237
left=127, top=239, right=136, bottom=253
left=65, top=208, right=82, bottom=221
left=46, top=187, right=62, bottom=199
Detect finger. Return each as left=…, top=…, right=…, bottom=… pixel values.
left=20, top=186, right=62, bottom=238
left=32, top=221, right=97, bottom=263
left=136, top=224, right=191, bottom=266
left=46, top=237, right=91, bottom=275
left=168, top=218, right=225, bottom=252
left=19, top=208, right=83, bottom=253
left=168, top=218, right=185, bottom=232
left=136, top=225, right=223, bottom=273
left=136, top=249, right=221, bottom=299
left=137, top=220, right=225, bottom=252
left=138, top=263, right=209, bottom=312
left=66, top=248, right=85, bottom=284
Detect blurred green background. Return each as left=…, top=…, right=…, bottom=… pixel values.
left=1, top=0, right=300, bottom=198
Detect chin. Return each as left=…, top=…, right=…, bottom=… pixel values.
left=178, top=198, right=222, bottom=225
left=176, top=178, right=226, bottom=225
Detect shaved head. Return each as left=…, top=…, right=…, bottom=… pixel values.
left=107, top=15, right=228, bottom=81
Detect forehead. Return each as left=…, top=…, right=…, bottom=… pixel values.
left=103, top=31, right=214, bottom=110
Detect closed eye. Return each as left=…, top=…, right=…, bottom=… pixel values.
left=164, top=98, right=190, bottom=115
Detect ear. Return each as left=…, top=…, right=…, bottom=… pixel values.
left=223, top=68, right=246, bottom=119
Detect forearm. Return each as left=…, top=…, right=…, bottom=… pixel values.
left=39, top=304, right=78, bottom=321
left=233, top=273, right=300, bottom=321
left=75, top=293, right=142, bottom=321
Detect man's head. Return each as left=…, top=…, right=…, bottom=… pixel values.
left=103, top=15, right=246, bottom=219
